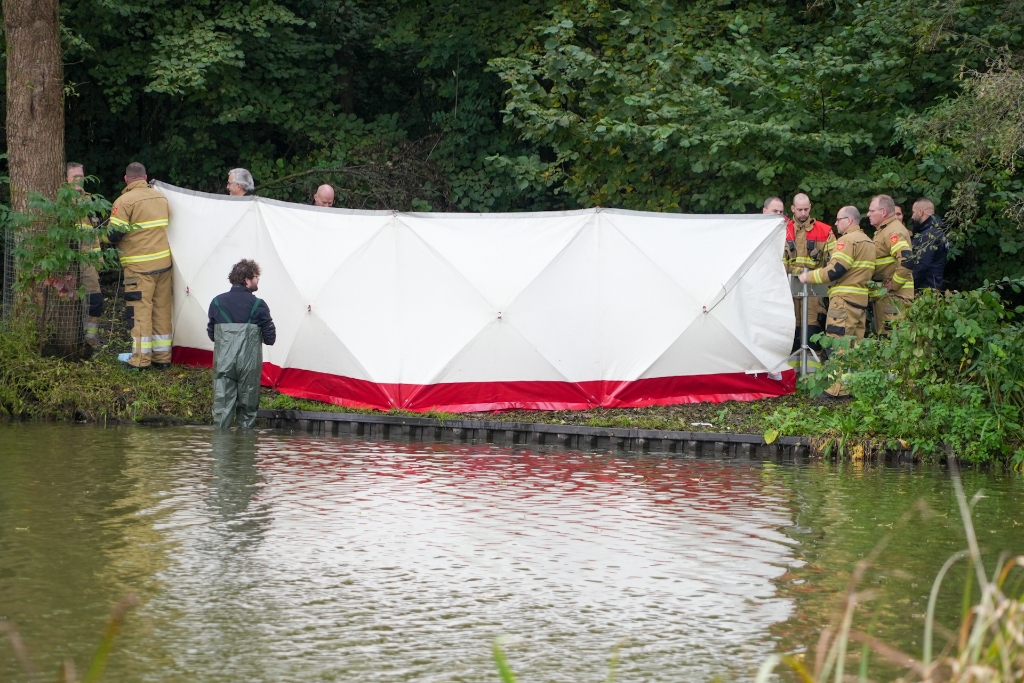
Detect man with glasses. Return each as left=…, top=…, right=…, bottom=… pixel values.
left=867, top=194, right=914, bottom=335
left=799, top=206, right=874, bottom=343
left=783, top=193, right=836, bottom=354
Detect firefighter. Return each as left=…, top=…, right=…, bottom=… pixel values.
left=798, top=206, right=875, bottom=342
left=867, top=194, right=914, bottom=335
left=67, top=162, right=104, bottom=347
left=106, top=162, right=173, bottom=369
left=783, top=193, right=836, bottom=355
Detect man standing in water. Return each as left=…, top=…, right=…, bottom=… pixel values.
left=207, top=259, right=276, bottom=428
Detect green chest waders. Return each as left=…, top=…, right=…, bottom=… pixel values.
left=212, top=298, right=263, bottom=429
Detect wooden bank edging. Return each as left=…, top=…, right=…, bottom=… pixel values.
left=256, top=409, right=917, bottom=463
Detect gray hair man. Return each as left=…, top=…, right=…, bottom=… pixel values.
left=867, top=194, right=914, bottom=335
left=227, top=168, right=255, bottom=196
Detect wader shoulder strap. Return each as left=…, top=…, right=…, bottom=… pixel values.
left=213, top=297, right=234, bottom=324
left=246, top=298, right=262, bottom=324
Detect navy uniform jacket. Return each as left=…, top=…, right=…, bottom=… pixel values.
left=207, top=285, right=276, bottom=345
left=910, top=216, right=948, bottom=290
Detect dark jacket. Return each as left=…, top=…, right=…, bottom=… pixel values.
left=207, top=285, right=276, bottom=345
left=909, top=215, right=948, bottom=290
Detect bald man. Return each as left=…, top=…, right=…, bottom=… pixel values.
left=312, top=184, right=335, bottom=208
left=908, top=198, right=948, bottom=290
left=783, top=193, right=836, bottom=355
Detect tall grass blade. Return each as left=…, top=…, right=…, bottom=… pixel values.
left=924, top=550, right=968, bottom=666
left=753, top=654, right=781, bottom=683
left=492, top=639, right=517, bottom=683
left=81, top=594, right=138, bottom=683
left=0, top=620, right=35, bottom=674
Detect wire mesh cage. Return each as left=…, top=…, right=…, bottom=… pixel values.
left=2, top=223, right=89, bottom=358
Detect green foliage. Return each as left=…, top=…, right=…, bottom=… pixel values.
left=7, top=182, right=113, bottom=296
left=489, top=0, right=982, bottom=213
left=786, top=282, right=1024, bottom=463
left=0, top=321, right=213, bottom=422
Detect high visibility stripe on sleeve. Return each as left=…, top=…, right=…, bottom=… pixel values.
left=809, top=268, right=828, bottom=284
left=109, top=216, right=168, bottom=232
left=889, top=240, right=910, bottom=255
left=876, top=256, right=896, bottom=266
left=120, top=249, right=171, bottom=264
left=133, top=218, right=169, bottom=229
left=832, top=252, right=854, bottom=266
left=892, top=273, right=912, bottom=285
left=828, top=285, right=869, bottom=297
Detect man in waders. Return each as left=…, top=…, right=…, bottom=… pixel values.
left=207, top=259, right=276, bottom=429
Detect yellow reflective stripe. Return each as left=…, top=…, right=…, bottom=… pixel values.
left=134, top=219, right=169, bottom=229
left=832, top=252, right=854, bottom=265
left=120, top=249, right=171, bottom=264
left=892, top=273, right=911, bottom=285
left=850, top=260, right=875, bottom=268
left=829, top=285, right=869, bottom=296
left=876, top=256, right=896, bottom=265
left=890, top=240, right=910, bottom=255
left=791, top=257, right=817, bottom=265
left=809, top=269, right=827, bottom=284
left=109, top=216, right=168, bottom=231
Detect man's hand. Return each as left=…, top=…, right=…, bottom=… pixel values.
left=885, top=278, right=898, bottom=293
left=798, top=272, right=809, bottom=284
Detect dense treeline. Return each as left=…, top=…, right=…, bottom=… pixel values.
left=2, top=0, right=1022, bottom=286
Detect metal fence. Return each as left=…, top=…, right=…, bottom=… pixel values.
left=2, top=225, right=88, bottom=357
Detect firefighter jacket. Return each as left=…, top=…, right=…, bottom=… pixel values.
left=784, top=218, right=836, bottom=275
left=77, top=201, right=102, bottom=255
left=804, top=225, right=875, bottom=298
left=107, top=180, right=171, bottom=273
left=871, top=216, right=914, bottom=297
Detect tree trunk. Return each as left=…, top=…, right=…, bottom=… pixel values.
left=3, top=0, right=72, bottom=351
left=4, top=0, right=64, bottom=210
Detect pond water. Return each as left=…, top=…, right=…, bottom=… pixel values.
left=1, top=423, right=1023, bottom=682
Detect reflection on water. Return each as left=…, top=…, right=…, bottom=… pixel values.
left=1, top=424, right=1023, bottom=682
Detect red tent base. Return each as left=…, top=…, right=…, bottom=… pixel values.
left=173, top=346, right=795, bottom=413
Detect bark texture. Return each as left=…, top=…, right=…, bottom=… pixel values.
left=4, top=0, right=64, bottom=211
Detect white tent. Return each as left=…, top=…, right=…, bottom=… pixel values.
left=160, top=183, right=795, bottom=412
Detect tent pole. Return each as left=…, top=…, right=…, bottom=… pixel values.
left=800, top=269, right=809, bottom=376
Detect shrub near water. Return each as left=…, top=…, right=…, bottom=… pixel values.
left=0, top=321, right=213, bottom=422
left=768, top=281, right=1024, bottom=464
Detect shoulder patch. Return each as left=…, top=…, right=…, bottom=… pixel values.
left=111, top=206, right=119, bottom=215
left=836, top=242, right=844, bottom=250
left=890, top=233, right=898, bottom=243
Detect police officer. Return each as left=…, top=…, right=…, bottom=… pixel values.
left=798, top=206, right=875, bottom=342
left=107, top=162, right=173, bottom=369
left=783, top=193, right=836, bottom=353
left=908, top=198, right=948, bottom=291
left=867, top=194, right=914, bottom=335
left=67, top=162, right=104, bottom=347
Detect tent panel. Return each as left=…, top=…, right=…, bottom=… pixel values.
left=609, top=212, right=784, bottom=303
left=596, top=216, right=702, bottom=381
left=260, top=203, right=391, bottom=301
left=428, top=318, right=574, bottom=385
left=507, top=220, right=603, bottom=382
left=400, top=212, right=590, bottom=308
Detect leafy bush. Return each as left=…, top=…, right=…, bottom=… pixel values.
left=778, top=281, right=1024, bottom=464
